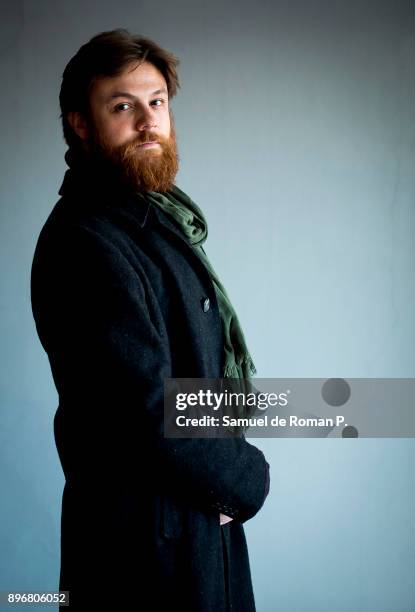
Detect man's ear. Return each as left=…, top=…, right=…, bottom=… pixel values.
left=67, top=111, right=89, bottom=142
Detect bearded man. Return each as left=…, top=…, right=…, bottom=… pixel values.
left=30, top=28, right=270, bottom=611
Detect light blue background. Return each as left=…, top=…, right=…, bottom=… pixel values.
left=1, top=1, right=414, bottom=610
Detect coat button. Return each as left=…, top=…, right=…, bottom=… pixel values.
left=202, top=297, right=210, bottom=312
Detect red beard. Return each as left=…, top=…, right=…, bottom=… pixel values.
left=86, top=115, right=179, bottom=193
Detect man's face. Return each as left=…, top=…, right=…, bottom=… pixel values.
left=73, top=60, right=179, bottom=193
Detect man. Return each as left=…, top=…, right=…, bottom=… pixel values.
left=31, top=28, right=270, bottom=611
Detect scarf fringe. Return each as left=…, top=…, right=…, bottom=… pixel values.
left=224, top=356, right=257, bottom=378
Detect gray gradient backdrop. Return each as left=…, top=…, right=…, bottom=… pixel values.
left=1, top=1, right=415, bottom=610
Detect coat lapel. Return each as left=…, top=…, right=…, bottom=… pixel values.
left=57, top=165, right=212, bottom=287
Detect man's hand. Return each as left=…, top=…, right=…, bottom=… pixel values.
left=219, top=513, right=233, bottom=525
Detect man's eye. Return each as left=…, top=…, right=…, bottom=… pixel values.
left=152, top=98, right=165, bottom=106
left=114, top=103, right=131, bottom=112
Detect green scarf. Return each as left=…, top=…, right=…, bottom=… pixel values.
left=144, top=184, right=257, bottom=381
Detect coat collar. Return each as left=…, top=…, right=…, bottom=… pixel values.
left=58, top=148, right=152, bottom=228
left=58, top=149, right=213, bottom=294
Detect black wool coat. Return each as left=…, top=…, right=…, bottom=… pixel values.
left=30, top=154, right=270, bottom=611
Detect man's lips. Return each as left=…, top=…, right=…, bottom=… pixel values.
left=138, top=141, right=160, bottom=148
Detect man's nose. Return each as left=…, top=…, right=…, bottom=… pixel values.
left=135, top=106, right=157, bottom=131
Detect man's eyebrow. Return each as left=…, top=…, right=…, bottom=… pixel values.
left=104, top=88, right=168, bottom=102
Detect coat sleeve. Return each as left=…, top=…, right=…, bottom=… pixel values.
left=32, top=223, right=270, bottom=523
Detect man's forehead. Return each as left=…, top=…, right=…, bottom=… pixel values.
left=93, top=62, right=167, bottom=101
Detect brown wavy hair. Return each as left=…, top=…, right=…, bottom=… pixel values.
left=59, top=28, right=180, bottom=150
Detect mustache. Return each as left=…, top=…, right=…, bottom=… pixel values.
left=115, top=134, right=166, bottom=156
